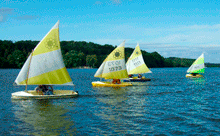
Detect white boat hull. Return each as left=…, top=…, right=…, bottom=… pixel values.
left=11, top=90, right=78, bottom=100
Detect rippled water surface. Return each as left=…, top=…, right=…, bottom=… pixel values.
left=0, top=68, right=219, bottom=135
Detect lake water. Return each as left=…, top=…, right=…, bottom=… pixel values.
left=0, top=68, right=219, bottom=135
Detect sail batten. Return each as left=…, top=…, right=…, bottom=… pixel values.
left=15, top=20, right=74, bottom=86
left=126, top=43, right=152, bottom=74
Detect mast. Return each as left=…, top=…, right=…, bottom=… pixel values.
left=25, top=50, right=34, bottom=91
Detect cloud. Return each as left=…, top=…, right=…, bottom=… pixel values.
left=0, top=7, right=14, bottom=22
left=3, top=0, right=29, bottom=4
left=0, top=7, right=39, bottom=22
left=91, top=39, right=126, bottom=45
left=0, top=14, right=3, bottom=22
left=144, top=24, right=220, bottom=46
left=0, top=7, right=14, bottom=13
left=95, top=0, right=122, bottom=5
left=16, top=15, right=39, bottom=20
left=95, top=1, right=102, bottom=5
left=111, top=0, right=122, bottom=5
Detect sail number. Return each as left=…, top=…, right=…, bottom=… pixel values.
left=108, top=61, right=121, bottom=66
left=108, top=61, right=122, bottom=72
left=109, top=66, right=122, bottom=72
left=132, top=58, right=141, bottom=66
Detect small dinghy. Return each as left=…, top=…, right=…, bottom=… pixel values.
left=123, top=43, right=152, bottom=85
left=186, top=53, right=205, bottom=78
left=92, top=41, right=132, bottom=87
left=11, top=21, right=78, bottom=99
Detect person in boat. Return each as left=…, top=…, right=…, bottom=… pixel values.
left=128, top=74, right=133, bottom=78
left=42, top=85, right=54, bottom=95
left=192, top=73, right=198, bottom=76
left=35, top=85, right=53, bottom=95
left=112, top=79, right=121, bottom=84
left=35, top=85, right=44, bottom=95
left=138, top=74, right=142, bottom=79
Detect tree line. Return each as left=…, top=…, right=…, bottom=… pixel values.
left=0, top=40, right=215, bottom=69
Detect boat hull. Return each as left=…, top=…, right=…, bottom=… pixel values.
left=123, top=78, right=151, bottom=82
left=186, top=74, right=204, bottom=78
left=92, top=81, right=132, bottom=87
left=11, top=90, right=79, bottom=100
left=123, top=78, right=151, bottom=85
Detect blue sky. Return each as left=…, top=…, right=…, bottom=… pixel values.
left=1, top=0, right=220, bottom=63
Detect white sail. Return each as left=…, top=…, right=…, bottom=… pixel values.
left=187, top=53, right=205, bottom=73
left=126, top=43, right=152, bottom=74
left=94, top=41, right=128, bottom=79
left=15, top=21, right=74, bottom=85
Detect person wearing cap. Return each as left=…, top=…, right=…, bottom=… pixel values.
left=138, top=74, right=142, bottom=79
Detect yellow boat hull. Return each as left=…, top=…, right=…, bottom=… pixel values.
left=11, top=90, right=78, bottom=100
left=92, top=81, right=133, bottom=87
left=186, top=74, right=204, bottom=78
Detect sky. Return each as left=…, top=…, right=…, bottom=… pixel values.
left=1, top=0, right=220, bottom=63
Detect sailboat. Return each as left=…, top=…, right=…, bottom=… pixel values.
left=186, top=53, right=205, bottom=78
left=92, top=41, right=133, bottom=87
left=11, top=21, right=78, bottom=99
left=123, top=43, right=152, bottom=84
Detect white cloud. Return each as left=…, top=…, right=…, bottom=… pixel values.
left=16, top=15, right=38, bottom=20
left=111, top=0, right=122, bottom=5
left=0, top=14, right=3, bottom=21
left=146, top=24, right=220, bottom=46
left=95, top=1, right=102, bottom=5
left=90, top=39, right=126, bottom=45
left=0, top=7, right=14, bottom=22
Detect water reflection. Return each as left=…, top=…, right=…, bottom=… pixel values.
left=190, top=77, right=206, bottom=84
left=184, top=77, right=210, bottom=128
left=11, top=100, right=77, bottom=135
left=92, top=86, right=151, bottom=135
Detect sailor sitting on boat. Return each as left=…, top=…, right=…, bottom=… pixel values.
left=112, top=79, right=121, bottom=84
left=138, top=74, right=142, bottom=79
left=192, top=73, right=198, bottom=76
left=35, top=85, right=53, bottom=95
left=129, top=74, right=134, bottom=79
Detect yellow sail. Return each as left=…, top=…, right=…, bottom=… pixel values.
left=94, top=41, right=128, bottom=79
left=15, top=21, right=74, bottom=85
left=126, top=43, right=152, bottom=74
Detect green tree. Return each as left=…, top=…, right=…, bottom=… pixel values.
left=78, top=52, right=85, bottom=66
left=86, top=55, right=97, bottom=67
left=7, top=50, right=26, bottom=68
left=64, top=50, right=85, bottom=68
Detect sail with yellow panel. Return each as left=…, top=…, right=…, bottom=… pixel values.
left=92, top=41, right=132, bottom=87
left=185, top=53, right=205, bottom=78
left=15, top=20, right=73, bottom=86
left=94, top=41, right=128, bottom=79
left=126, top=43, right=152, bottom=74
left=187, top=53, right=205, bottom=74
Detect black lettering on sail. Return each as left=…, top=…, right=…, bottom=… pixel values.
left=108, top=61, right=121, bottom=66
left=109, top=66, right=123, bottom=72
left=132, top=57, right=141, bottom=66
